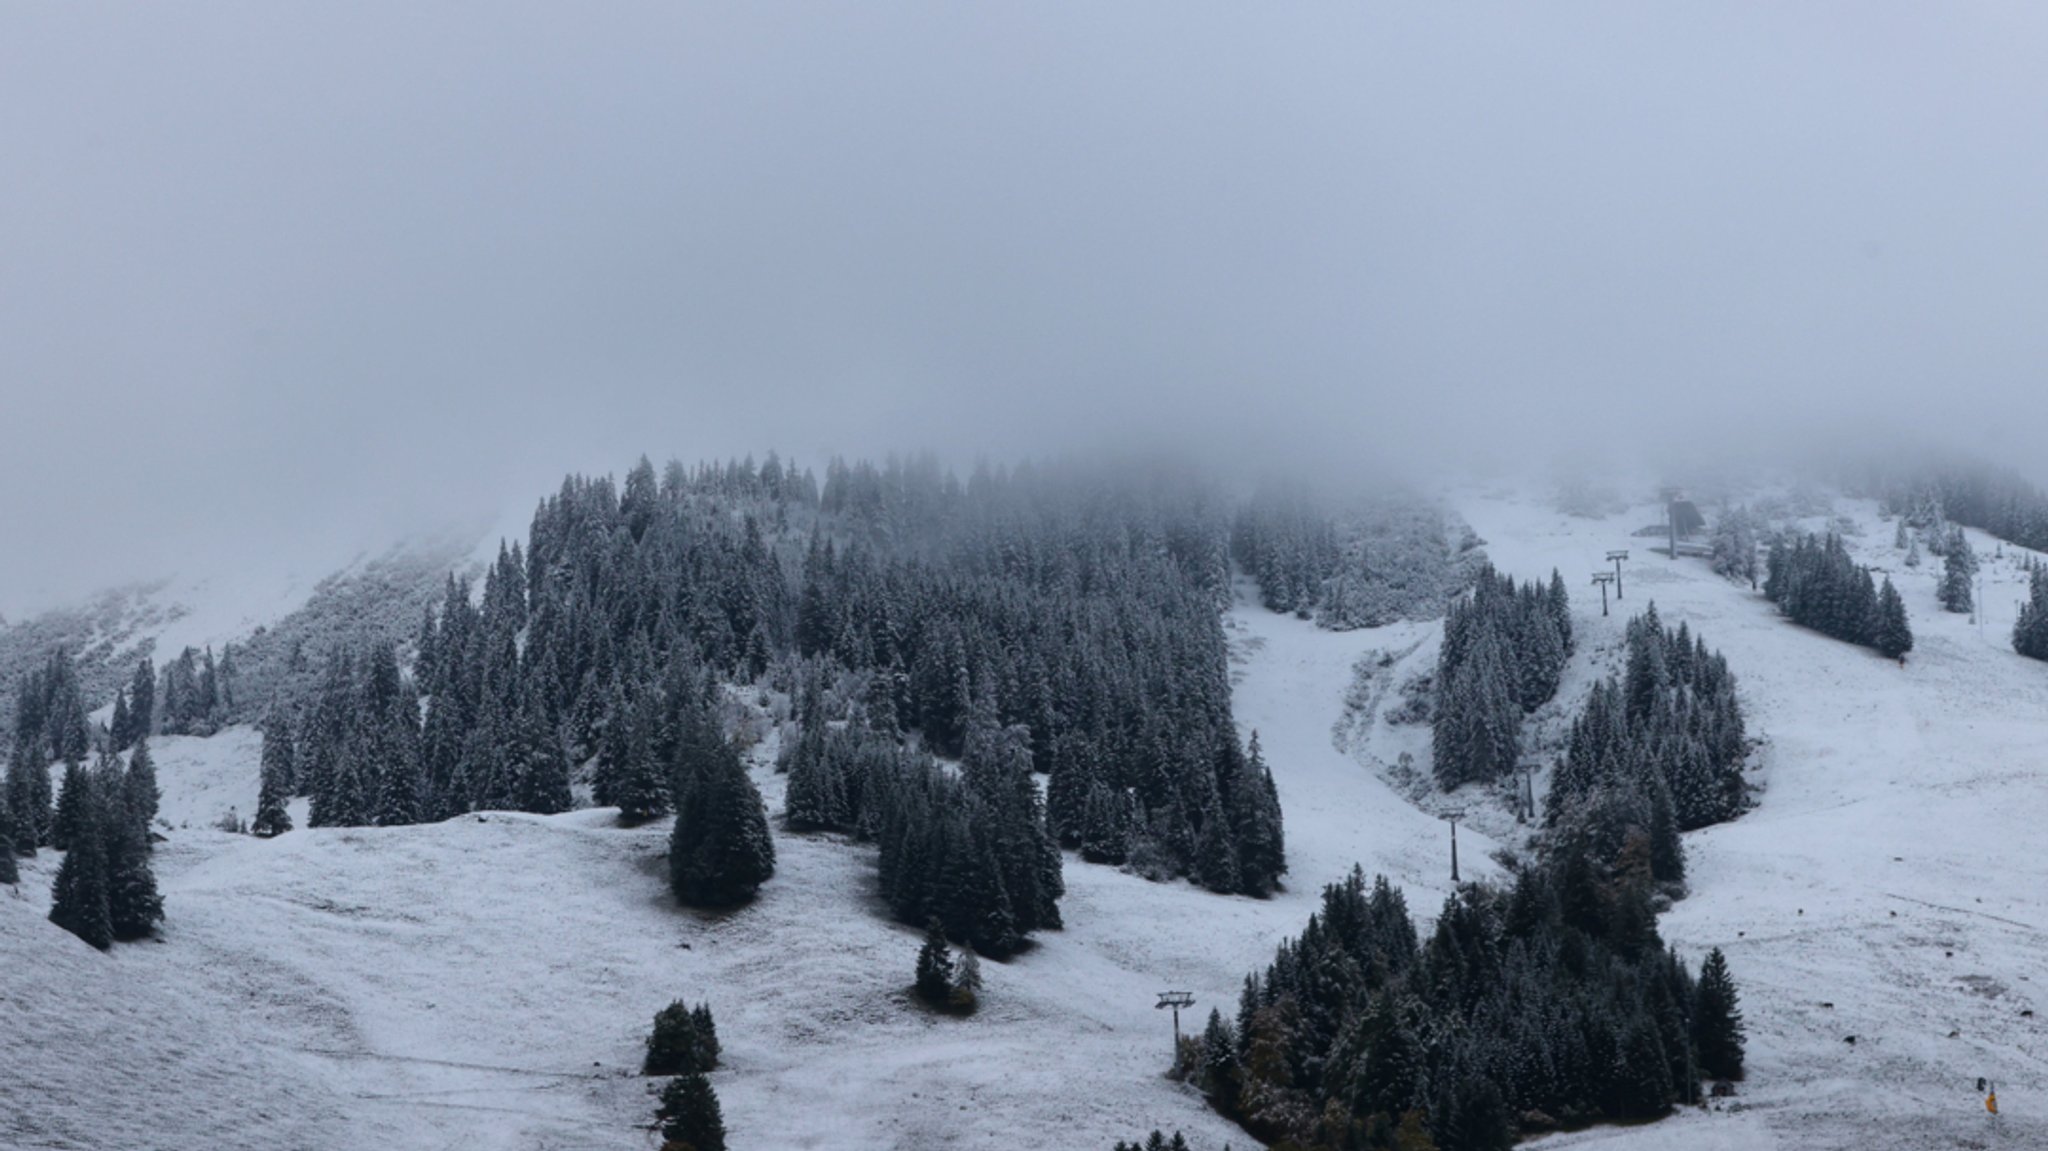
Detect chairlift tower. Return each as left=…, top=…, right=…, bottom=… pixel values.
left=1592, top=572, right=1616, bottom=617
left=1156, top=991, right=1196, bottom=1061
left=1442, top=809, right=1467, bottom=883
left=1606, top=551, right=1630, bottom=600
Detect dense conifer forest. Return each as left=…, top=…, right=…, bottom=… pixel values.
left=1764, top=533, right=1915, bottom=657
left=1871, top=462, right=2048, bottom=556
left=1197, top=860, right=1743, bottom=1151
left=2, top=647, right=164, bottom=948
left=1547, top=606, right=1750, bottom=894
left=264, top=455, right=1286, bottom=953
left=1430, top=566, right=1573, bottom=791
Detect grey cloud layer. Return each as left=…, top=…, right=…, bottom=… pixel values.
left=4, top=3, right=2046, bottom=609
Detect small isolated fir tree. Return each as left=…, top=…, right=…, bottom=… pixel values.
left=657, top=1071, right=727, bottom=1151
left=1871, top=577, right=1913, bottom=660
left=1694, top=946, right=1746, bottom=1081
left=915, top=918, right=955, bottom=1008
left=1939, top=536, right=1976, bottom=614
left=253, top=732, right=293, bottom=838
left=0, top=814, right=17, bottom=884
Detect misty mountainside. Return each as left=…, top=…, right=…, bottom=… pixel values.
left=1232, top=480, right=1490, bottom=631
left=0, top=538, right=478, bottom=744
left=7, top=459, right=2048, bottom=1151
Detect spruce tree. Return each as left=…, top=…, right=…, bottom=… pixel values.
left=689, top=1003, right=721, bottom=1068
left=127, top=657, right=156, bottom=743
left=1694, top=947, right=1745, bottom=1080
left=110, top=692, right=132, bottom=753
left=124, top=739, right=160, bottom=840
left=668, top=717, right=775, bottom=907
left=105, top=797, right=164, bottom=940
left=613, top=701, right=671, bottom=825
left=49, top=782, right=113, bottom=950
left=510, top=700, right=573, bottom=816
left=781, top=698, right=845, bottom=831
left=645, top=1000, right=715, bottom=1075
left=656, top=1071, right=727, bottom=1151
left=1199, top=1007, right=1239, bottom=1109
left=6, top=738, right=54, bottom=851
left=254, top=726, right=294, bottom=837
left=0, top=809, right=16, bottom=883
left=915, top=918, right=956, bottom=1007
left=1939, top=536, right=1976, bottom=613
left=1871, top=577, right=1913, bottom=660
left=2014, top=568, right=2048, bottom=660
left=1194, top=804, right=1242, bottom=894
left=51, top=760, right=93, bottom=853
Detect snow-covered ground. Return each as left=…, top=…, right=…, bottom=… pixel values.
left=1460, top=488, right=2048, bottom=1151
left=6, top=484, right=2045, bottom=1149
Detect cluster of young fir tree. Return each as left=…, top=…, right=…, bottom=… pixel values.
left=107, top=657, right=156, bottom=752
left=44, top=743, right=165, bottom=948
left=153, top=645, right=238, bottom=736
left=264, top=628, right=572, bottom=833
left=0, top=647, right=166, bottom=940
left=1763, top=534, right=1914, bottom=658
left=260, top=618, right=777, bottom=910
left=1546, top=606, right=1749, bottom=892
left=3, top=648, right=93, bottom=854
left=1191, top=859, right=1746, bottom=1151
left=2011, top=559, right=2048, bottom=662
left=912, top=916, right=984, bottom=1012
left=1707, top=506, right=1762, bottom=588
left=1430, top=567, right=1573, bottom=790
left=1110, top=1133, right=1202, bottom=1151
left=1887, top=508, right=1981, bottom=617
left=781, top=675, right=1063, bottom=956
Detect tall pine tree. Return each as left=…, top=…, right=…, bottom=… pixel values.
left=668, top=714, right=775, bottom=907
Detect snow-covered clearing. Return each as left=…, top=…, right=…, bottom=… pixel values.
left=6, top=485, right=2045, bottom=1149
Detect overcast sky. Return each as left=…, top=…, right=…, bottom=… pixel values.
left=4, top=3, right=2048, bottom=611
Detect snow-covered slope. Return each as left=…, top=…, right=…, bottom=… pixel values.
left=7, top=485, right=2045, bottom=1150
left=1457, top=488, right=2048, bottom=1151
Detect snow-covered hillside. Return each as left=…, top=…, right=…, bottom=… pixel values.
left=7, top=484, right=2045, bottom=1150
left=1458, top=488, right=2048, bottom=1151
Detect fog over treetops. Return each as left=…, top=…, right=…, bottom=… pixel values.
left=5, top=3, right=2047, bottom=611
